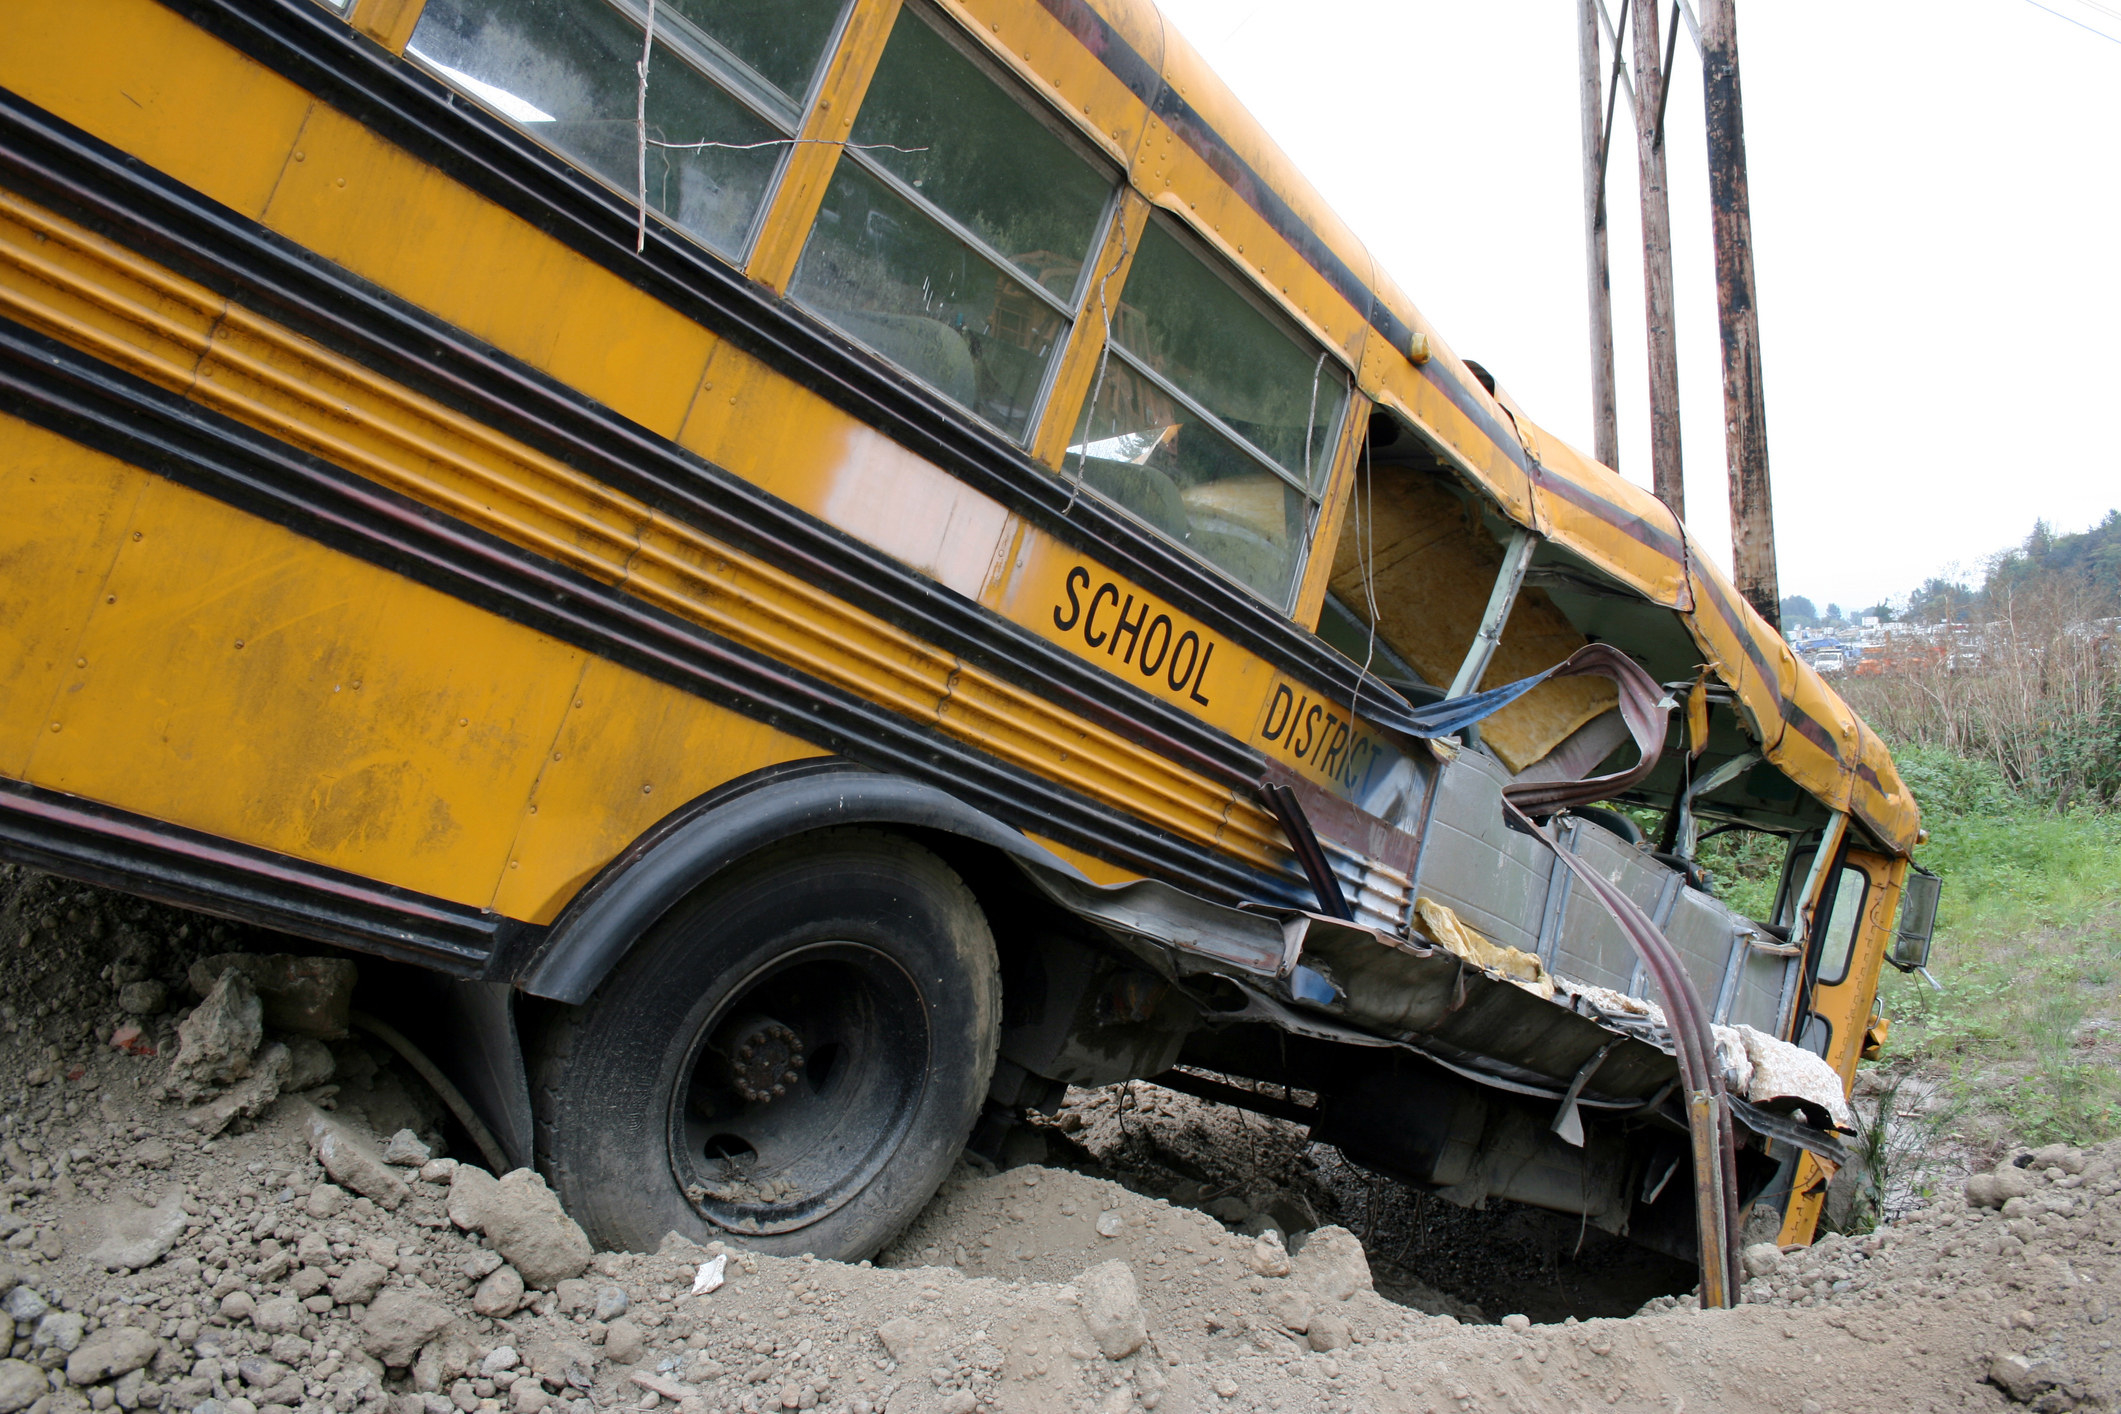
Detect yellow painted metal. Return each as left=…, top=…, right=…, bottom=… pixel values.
left=3, top=0, right=1920, bottom=856
left=0, top=189, right=1286, bottom=879
left=1776, top=847, right=1906, bottom=1246
left=351, top=0, right=428, bottom=54
left=744, top=0, right=903, bottom=293
left=1289, top=392, right=1367, bottom=632
left=2, top=0, right=313, bottom=223
left=1029, top=189, right=1150, bottom=472
left=1813, top=849, right=1904, bottom=1085
left=491, top=658, right=824, bottom=922
left=0, top=414, right=821, bottom=922
left=0, top=430, right=148, bottom=779
left=1775, top=826, right=1908, bottom=1247
left=1777, top=1151, right=1828, bottom=1247
left=4, top=416, right=570, bottom=905
left=266, top=102, right=721, bottom=442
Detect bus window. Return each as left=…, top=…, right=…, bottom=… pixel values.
left=659, top=0, right=848, bottom=108
left=1069, top=221, right=1350, bottom=609
left=1814, top=865, right=1869, bottom=986
left=407, top=0, right=844, bottom=258
left=789, top=8, right=1116, bottom=441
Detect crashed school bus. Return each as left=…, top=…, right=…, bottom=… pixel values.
left=0, top=0, right=1941, bottom=1299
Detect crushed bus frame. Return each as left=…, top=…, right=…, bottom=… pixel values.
left=0, top=0, right=1936, bottom=1304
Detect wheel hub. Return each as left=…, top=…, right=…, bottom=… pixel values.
left=723, top=1016, right=805, bottom=1103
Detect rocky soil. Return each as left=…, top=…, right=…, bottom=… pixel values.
left=0, top=862, right=2116, bottom=1414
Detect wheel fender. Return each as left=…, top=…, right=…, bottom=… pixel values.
left=515, top=760, right=1084, bottom=1004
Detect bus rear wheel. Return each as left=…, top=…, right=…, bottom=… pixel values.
left=534, top=829, right=1000, bottom=1259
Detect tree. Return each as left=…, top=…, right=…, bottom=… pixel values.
left=1906, top=577, right=1974, bottom=625
left=1780, top=595, right=1818, bottom=627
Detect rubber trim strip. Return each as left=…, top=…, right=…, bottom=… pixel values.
left=151, top=0, right=1419, bottom=719
left=0, top=777, right=509, bottom=973
left=0, top=89, right=1267, bottom=794
left=0, top=316, right=1306, bottom=910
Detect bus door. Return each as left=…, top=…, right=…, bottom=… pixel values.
left=1774, top=845, right=1906, bottom=1242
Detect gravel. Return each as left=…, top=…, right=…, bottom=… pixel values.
left=1, top=861, right=2117, bottom=1414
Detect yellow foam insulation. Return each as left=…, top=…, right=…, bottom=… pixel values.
left=1414, top=896, right=1556, bottom=1000
left=1329, top=474, right=1615, bottom=772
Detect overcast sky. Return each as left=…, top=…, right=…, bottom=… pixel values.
left=1152, top=0, right=2121, bottom=614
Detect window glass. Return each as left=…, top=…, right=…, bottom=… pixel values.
left=790, top=6, right=1115, bottom=440
left=1114, top=222, right=1348, bottom=490
left=849, top=13, right=1111, bottom=302
left=409, top=0, right=783, bottom=258
left=1816, top=865, right=1869, bottom=985
left=1068, top=358, right=1307, bottom=604
left=1067, top=221, right=1347, bottom=607
left=792, top=163, right=1065, bottom=439
left=661, top=0, right=845, bottom=107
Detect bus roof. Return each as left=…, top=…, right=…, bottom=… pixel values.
left=1015, top=0, right=1917, bottom=853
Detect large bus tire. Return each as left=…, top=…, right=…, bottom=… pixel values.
left=532, top=828, right=1000, bottom=1260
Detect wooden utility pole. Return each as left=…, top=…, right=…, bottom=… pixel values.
left=1631, top=0, right=1685, bottom=520
left=1698, top=0, right=1780, bottom=629
left=1577, top=0, right=1620, bottom=471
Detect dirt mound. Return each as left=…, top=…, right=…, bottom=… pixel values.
left=1, top=864, right=2116, bottom=1414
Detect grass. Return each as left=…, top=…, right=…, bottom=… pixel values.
left=1873, top=771, right=2121, bottom=1150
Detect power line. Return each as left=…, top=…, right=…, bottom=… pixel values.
left=2022, top=0, right=2121, bottom=46
left=2064, top=0, right=2121, bottom=23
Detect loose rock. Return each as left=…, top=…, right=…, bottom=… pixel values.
left=187, top=954, right=358, bottom=1038
left=82, top=1191, right=190, bottom=1271
left=305, top=1104, right=410, bottom=1209
left=0, top=1360, right=46, bottom=1414
left=1290, top=1225, right=1371, bottom=1302
left=1076, top=1260, right=1147, bottom=1359
left=116, top=979, right=166, bottom=1015
left=65, top=1327, right=157, bottom=1385
left=361, top=1291, right=455, bottom=1368
left=602, top=1318, right=644, bottom=1365
left=473, top=1265, right=525, bottom=1318
left=475, top=1171, right=592, bottom=1289
left=1305, top=1311, right=1352, bottom=1352
left=332, top=1257, right=391, bottom=1307
left=1248, top=1230, right=1292, bottom=1278
left=382, top=1129, right=432, bottom=1166
left=183, top=1039, right=291, bottom=1137
left=166, top=969, right=263, bottom=1100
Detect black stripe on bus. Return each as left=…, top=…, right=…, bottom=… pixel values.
left=0, top=316, right=1309, bottom=914
left=156, top=0, right=1410, bottom=723
left=1689, top=565, right=1854, bottom=771
left=0, top=777, right=509, bottom=974
left=1526, top=462, right=1688, bottom=563
left=0, top=89, right=1268, bottom=797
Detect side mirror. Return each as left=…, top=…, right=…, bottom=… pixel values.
left=1889, top=866, right=1942, bottom=972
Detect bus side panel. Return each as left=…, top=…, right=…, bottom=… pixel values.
left=0, top=414, right=820, bottom=921
left=0, top=431, right=146, bottom=777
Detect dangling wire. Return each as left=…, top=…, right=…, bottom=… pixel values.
left=1349, top=420, right=1383, bottom=721
left=1302, top=349, right=1326, bottom=489
left=646, top=137, right=930, bottom=154
left=634, top=0, right=658, bottom=254
left=1067, top=215, right=1133, bottom=513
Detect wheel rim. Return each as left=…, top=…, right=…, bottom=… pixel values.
left=666, top=940, right=929, bottom=1236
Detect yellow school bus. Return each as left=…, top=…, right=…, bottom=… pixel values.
left=0, top=0, right=1935, bottom=1293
